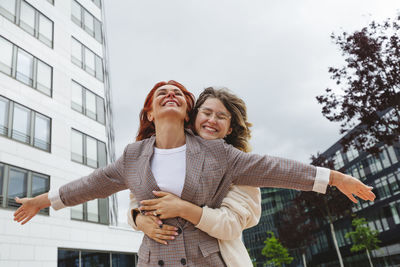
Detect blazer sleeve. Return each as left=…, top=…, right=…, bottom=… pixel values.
left=127, top=192, right=140, bottom=230
left=195, top=185, right=261, bottom=240
left=49, top=144, right=129, bottom=210
left=223, top=142, right=329, bottom=193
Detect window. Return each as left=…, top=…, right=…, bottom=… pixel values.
left=0, top=96, right=51, bottom=151
left=0, top=0, right=17, bottom=21
left=333, top=150, right=344, bottom=170
left=58, top=249, right=137, bottom=267
left=71, top=38, right=83, bottom=67
left=71, top=1, right=103, bottom=43
left=71, top=81, right=106, bottom=124
left=85, top=90, right=96, bottom=120
left=71, top=198, right=108, bottom=224
left=346, top=145, right=359, bottom=162
left=71, top=38, right=103, bottom=81
left=0, top=34, right=14, bottom=75
left=0, top=37, right=53, bottom=96
left=0, top=97, right=9, bottom=135
left=19, top=1, right=35, bottom=35
left=0, top=162, right=49, bottom=214
left=12, top=104, right=31, bottom=143
left=16, top=48, right=34, bottom=86
left=36, top=60, right=52, bottom=95
left=0, top=1, right=54, bottom=47
left=71, top=130, right=84, bottom=163
left=71, top=0, right=81, bottom=26
left=84, top=11, right=94, bottom=36
left=95, top=55, right=103, bottom=81
left=367, top=155, right=383, bottom=175
left=71, top=129, right=107, bottom=168
left=34, top=113, right=50, bottom=151
left=387, top=146, right=398, bottom=164
left=91, top=0, right=101, bottom=9
left=38, top=14, right=53, bottom=47
left=84, top=48, right=95, bottom=76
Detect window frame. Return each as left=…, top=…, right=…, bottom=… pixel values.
left=0, top=0, right=54, bottom=48
left=0, top=162, right=50, bottom=214
left=0, top=36, right=53, bottom=97
left=71, top=1, right=103, bottom=43
left=71, top=37, right=104, bottom=82
left=71, top=80, right=106, bottom=124
left=71, top=128, right=107, bottom=168
left=0, top=95, right=51, bottom=152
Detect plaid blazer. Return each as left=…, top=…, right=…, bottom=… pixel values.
left=58, top=130, right=317, bottom=267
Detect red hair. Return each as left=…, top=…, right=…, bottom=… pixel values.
left=136, top=80, right=195, bottom=141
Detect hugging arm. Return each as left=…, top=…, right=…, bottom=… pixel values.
left=136, top=185, right=261, bottom=241
left=195, top=185, right=261, bottom=240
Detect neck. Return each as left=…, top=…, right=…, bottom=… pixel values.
left=154, top=119, right=186, bottom=149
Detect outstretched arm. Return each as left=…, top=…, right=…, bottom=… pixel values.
left=13, top=144, right=130, bottom=225
left=224, top=143, right=375, bottom=203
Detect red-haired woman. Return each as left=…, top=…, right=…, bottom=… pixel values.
left=14, top=80, right=375, bottom=267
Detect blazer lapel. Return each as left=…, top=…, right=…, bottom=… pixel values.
left=180, top=131, right=204, bottom=205
left=140, top=136, right=161, bottom=199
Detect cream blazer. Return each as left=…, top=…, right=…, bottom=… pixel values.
left=128, top=185, right=261, bottom=267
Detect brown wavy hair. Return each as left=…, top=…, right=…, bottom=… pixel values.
left=191, top=87, right=252, bottom=152
left=136, top=80, right=195, bottom=141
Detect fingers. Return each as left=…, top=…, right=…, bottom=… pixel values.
left=14, top=206, right=24, bottom=217
left=152, top=191, right=170, bottom=197
left=346, top=193, right=358, bottom=203
left=139, top=205, right=157, bottom=211
left=153, top=237, right=168, bottom=245
left=14, top=211, right=27, bottom=222
left=140, top=199, right=159, bottom=206
left=21, top=215, right=34, bottom=225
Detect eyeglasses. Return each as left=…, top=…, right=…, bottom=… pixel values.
left=198, top=107, right=231, bottom=122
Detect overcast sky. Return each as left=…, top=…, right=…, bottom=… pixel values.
left=102, top=0, right=399, bottom=225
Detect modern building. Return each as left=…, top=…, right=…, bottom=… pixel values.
left=0, top=0, right=142, bottom=266
left=244, top=129, right=400, bottom=266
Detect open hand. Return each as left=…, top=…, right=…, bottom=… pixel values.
left=332, top=171, right=375, bottom=203
left=13, top=197, right=40, bottom=225
left=136, top=214, right=178, bottom=245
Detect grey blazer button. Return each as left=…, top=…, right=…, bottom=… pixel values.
left=181, top=258, right=187, bottom=265
left=177, top=228, right=182, bottom=234
left=158, top=260, right=164, bottom=266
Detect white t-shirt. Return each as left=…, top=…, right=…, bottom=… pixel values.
left=150, top=144, right=186, bottom=197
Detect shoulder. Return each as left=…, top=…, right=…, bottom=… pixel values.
left=124, top=137, right=154, bottom=159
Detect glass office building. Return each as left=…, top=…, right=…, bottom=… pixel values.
left=244, top=131, right=400, bottom=266
left=0, top=0, right=142, bottom=266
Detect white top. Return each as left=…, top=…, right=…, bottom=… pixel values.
left=150, top=144, right=186, bottom=197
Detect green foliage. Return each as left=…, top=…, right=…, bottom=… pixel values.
left=261, top=231, right=293, bottom=267
left=345, top=218, right=381, bottom=253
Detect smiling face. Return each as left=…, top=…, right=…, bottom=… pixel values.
left=194, top=98, right=232, bottom=140
left=147, top=84, right=189, bottom=123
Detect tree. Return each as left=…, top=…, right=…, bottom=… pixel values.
left=277, top=203, right=318, bottom=267
left=316, top=15, right=400, bottom=154
left=296, top=154, right=354, bottom=267
left=345, top=217, right=381, bottom=267
left=261, top=231, right=293, bottom=267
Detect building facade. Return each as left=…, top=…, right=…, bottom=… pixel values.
left=244, top=138, right=400, bottom=267
left=0, top=0, right=142, bottom=266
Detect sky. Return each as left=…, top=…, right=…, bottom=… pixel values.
left=102, top=0, right=400, bottom=226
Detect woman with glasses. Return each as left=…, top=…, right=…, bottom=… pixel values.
left=14, top=80, right=375, bottom=267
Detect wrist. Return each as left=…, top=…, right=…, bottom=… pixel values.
left=35, top=193, right=51, bottom=209
left=329, top=170, right=343, bottom=187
